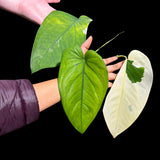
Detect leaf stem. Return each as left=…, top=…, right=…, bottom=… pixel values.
left=116, top=55, right=127, bottom=59
left=95, top=31, right=125, bottom=52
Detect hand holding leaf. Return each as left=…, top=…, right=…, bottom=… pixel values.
left=58, top=36, right=125, bottom=133
left=30, top=10, right=153, bottom=136
left=81, top=36, right=124, bottom=88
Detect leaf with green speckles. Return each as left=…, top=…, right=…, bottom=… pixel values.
left=30, top=10, right=92, bottom=73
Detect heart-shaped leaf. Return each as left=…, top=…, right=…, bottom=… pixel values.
left=103, top=50, right=153, bottom=138
left=31, top=10, right=92, bottom=73
left=58, top=46, right=108, bottom=133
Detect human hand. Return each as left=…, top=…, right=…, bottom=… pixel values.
left=18, top=0, right=61, bottom=24
left=81, top=36, right=124, bottom=88
left=0, top=0, right=61, bottom=25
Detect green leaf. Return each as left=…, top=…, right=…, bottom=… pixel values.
left=58, top=46, right=108, bottom=134
left=126, top=60, right=144, bottom=83
left=103, top=50, right=153, bottom=138
left=31, top=10, right=92, bottom=73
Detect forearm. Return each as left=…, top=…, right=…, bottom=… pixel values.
left=33, top=78, right=60, bottom=112
left=0, top=0, right=20, bottom=14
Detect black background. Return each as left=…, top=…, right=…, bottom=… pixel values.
left=0, top=0, right=159, bottom=158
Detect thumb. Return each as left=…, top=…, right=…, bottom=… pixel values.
left=81, top=36, right=93, bottom=54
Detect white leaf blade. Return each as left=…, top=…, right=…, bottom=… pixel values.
left=103, top=50, right=153, bottom=138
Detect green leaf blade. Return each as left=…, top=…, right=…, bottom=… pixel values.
left=31, top=11, right=92, bottom=73
left=58, top=46, right=108, bottom=133
left=126, top=60, right=144, bottom=83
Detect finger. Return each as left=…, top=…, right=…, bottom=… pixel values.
left=108, top=73, right=117, bottom=81
left=108, top=82, right=113, bottom=88
left=103, top=56, right=118, bottom=65
left=81, top=36, right=93, bottom=54
left=107, top=60, right=124, bottom=73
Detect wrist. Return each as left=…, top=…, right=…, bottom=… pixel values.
left=18, top=1, right=55, bottom=25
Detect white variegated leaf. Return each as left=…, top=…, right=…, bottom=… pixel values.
left=103, top=50, right=153, bottom=138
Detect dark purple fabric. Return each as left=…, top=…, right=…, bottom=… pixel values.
left=0, top=79, right=39, bottom=136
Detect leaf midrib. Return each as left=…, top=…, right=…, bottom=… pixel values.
left=37, top=17, right=80, bottom=67
left=115, top=61, right=127, bottom=130
left=80, top=59, right=85, bottom=132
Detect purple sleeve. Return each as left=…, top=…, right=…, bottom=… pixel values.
left=0, top=79, right=39, bottom=136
